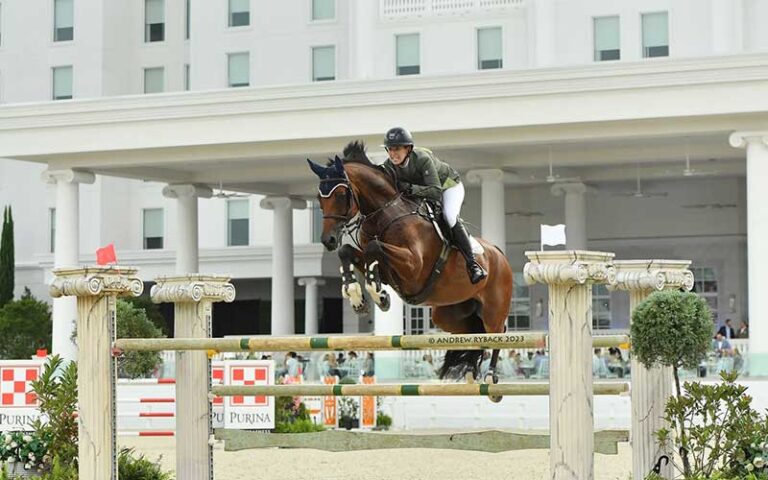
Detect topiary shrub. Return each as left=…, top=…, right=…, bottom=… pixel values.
left=0, top=288, right=52, bottom=359
left=631, top=289, right=714, bottom=478
left=118, top=448, right=172, bottom=480
left=116, top=299, right=165, bottom=378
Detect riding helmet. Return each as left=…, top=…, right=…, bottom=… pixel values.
left=384, top=127, right=414, bottom=147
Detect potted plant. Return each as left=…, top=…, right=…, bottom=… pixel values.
left=337, top=396, right=360, bottom=430
left=0, top=430, right=51, bottom=477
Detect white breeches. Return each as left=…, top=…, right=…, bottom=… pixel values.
left=442, top=182, right=464, bottom=228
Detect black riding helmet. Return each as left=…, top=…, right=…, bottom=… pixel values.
left=383, top=127, right=414, bottom=148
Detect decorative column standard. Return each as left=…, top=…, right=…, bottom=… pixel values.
left=162, top=184, right=212, bottom=274
left=466, top=169, right=509, bottom=253
left=42, top=169, right=96, bottom=361
left=730, top=132, right=768, bottom=375
left=260, top=196, right=306, bottom=335
left=524, top=250, right=615, bottom=480
left=50, top=266, right=143, bottom=480
left=551, top=182, right=588, bottom=250
left=298, top=277, right=325, bottom=335
left=151, top=275, right=235, bottom=480
left=609, top=260, right=694, bottom=480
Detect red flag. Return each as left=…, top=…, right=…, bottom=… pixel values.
left=96, top=243, right=117, bottom=265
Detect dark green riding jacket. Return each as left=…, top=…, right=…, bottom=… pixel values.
left=384, top=147, right=461, bottom=202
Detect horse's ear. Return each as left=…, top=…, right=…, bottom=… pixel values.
left=333, top=155, right=345, bottom=175
left=307, top=158, right=327, bottom=178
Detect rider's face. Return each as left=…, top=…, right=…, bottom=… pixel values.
left=387, top=145, right=410, bottom=165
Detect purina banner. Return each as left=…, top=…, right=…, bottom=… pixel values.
left=0, top=361, right=44, bottom=431
left=223, top=360, right=274, bottom=429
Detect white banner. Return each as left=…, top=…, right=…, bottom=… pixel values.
left=223, top=360, right=274, bottom=429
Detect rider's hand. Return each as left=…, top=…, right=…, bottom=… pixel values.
left=398, top=181, right=412, bottom=194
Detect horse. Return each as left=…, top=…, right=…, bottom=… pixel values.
left=307, top=141, right=513, bottom=389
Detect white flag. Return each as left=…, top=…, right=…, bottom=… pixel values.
left=540, top=224, right=566, bottom=250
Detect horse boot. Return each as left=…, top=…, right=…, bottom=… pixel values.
left=450, top=222, right=487, bottom=284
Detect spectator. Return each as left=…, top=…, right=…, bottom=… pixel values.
left=592, top=348, right=609, bottom=378
left=285, top=351, right=301, bottom=378
left=718, top=318, right=736, bottom=340
left=321, top=353, right=342, bottom=378
left=737, top=320, right=749, bottom=339
left=712, top=333, right=733, bottom=357
left=362, top=353, right=375, bottom=377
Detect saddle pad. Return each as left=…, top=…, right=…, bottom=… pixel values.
left=469, top=236, right=484, bottom=255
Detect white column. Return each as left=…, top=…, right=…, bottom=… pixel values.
left=533, top=0, right=556, bottom=66
left=466, top=169, right=507, bottom=253
left=609, top=260, right=694, bottom=480
left=711, top=0, right=743, bottom=54
left=42, top=169, right=95, bottom=361
left=730, top=132, right=768, bottom=375
left=524, top=251, right=615, bottom=480
left=260, top=196, right=306, bottom=335
left=374, top=286, right=404, bottom=380
left=551, top=182, right=588, bottom=250
left=348, top=0, right=375, bottom=79
left=298, top=277, right=325, bottom=335
left=162, top=184, right=212, bottom=274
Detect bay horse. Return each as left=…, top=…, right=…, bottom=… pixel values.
left=308, top=142, right=513, bottom=386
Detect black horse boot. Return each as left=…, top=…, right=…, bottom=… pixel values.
left=451, top=222, right=487, bottom=284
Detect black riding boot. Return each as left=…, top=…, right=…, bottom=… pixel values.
left=451, top=222, right=487, bottom=284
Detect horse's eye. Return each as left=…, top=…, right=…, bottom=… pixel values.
left=335, top=191, right=345, bottom=200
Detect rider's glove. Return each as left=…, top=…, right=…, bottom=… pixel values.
left=398, top=181, right=412, bottom=194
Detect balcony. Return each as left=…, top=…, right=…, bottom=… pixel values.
left=380, top=0, right=525, bottom=19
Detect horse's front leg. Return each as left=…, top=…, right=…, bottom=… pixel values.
left=338, top=245, right=368, bottom=314
left=362, top=241, right=392, bottom=312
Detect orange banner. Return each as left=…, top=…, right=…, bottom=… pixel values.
left=322, top=376, right=337, bottom=427
left=360, top=376, right=376, bottom=429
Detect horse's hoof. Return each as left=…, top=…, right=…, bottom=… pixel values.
left=379, top=291, right=391, bottom=312
left=353, top=300, right=369, bottom=315
left=484, top=373, right=499, bottom=385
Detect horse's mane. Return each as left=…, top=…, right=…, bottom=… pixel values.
left=342, top=141, right=376, bottom=167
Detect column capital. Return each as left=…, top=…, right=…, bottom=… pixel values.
left=162, top=184, right=212, bottom=199
left=550, top=182, right=588, bottom=197
left=608, top=259, right=694, bottom=292
left=260, top=196, right=307, bottom=211
left=150, top=274, right=235, bottom=304
left=50, top=266, right=143, bottom=298
left=729, top=131, right=768, bottom=149
left=298, top=277, right=326, bottom=287
left=523, top=250, right=615, bottom=286
left=465, top=169, right=518, bottom=185
left=41, top=169, right=95, bottom=185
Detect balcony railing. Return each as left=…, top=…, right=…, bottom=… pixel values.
left=381, top=0, right=524, bottom=19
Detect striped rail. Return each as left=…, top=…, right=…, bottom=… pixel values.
left=114, top=332, right=628, bottom=352
left=211, top=382, right=628, bottom=397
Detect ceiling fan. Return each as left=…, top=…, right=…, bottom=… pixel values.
left=545, top=147, right=581, bottom=183
left=681, top=203, right=738, bottom=210
left=212, top=179, right=250, bottom=199
left=681, top=140, right=718, bottom=177
left=505, top=210, right=544, bottom=218
left=612, top=164, right=668, bottom=198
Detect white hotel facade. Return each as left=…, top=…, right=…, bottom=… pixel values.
left=0, top=0, right=767, bottom=372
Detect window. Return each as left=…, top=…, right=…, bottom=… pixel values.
left=228, top=52, right=249, bottom=87
left=228, top=0, right=249, bottom=27
left=508, top=272, right=530, bottom=330
left=145, top=0, right=164, bottom=42
left=143, top=67, right=164, bottom=94
left=54, top=0, right=74, bottom=42
left=396, top=34, right=420, bottom=76
left=691, top=266, right=718, bottom=318
left=184, top=64, right=190, bottom=91
left=642, top=12, right=668, bottom=58
left=593, top=16, right=620, bottom=61
left=143, top=208, right=164, bottom=249
left=311, top=200, right=322, bottom=243
left=227, top=199, right=249, bottom=246
left=312, top=46, right=335, bottom=81
left=52, top=66, right=73, bottom=100
left=312, top=0, right=334, bottom=21
left=185, top=0, right=190, bottom=39
left=477, top=27, right=502, bottom=70
left=592, top=284, right=611, bottom=330
left=404, top=305, right=433, bottom=335
left=49, top=208, right=56, bottom=253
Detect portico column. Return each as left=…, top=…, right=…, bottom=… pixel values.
left=466, top=169, right=508, bottom=253
left=298, top=277, right=325, bottom=335
left=551, top=182, right=588, bottom=250
left=730, top=132, right=768, bottom=374
left=260, top=196, right=306, bottom=335
left=711, top=0, right=743, bottom=54
left=533, top=0, right=556, bottom=66
left=42, top=169, right=95, bottom=361
left=609, top=260, right=694, bottom=480
left=374, top=287, right=405, bottom=380
left=348, top=0, right=375, bottom=79
left=524, top=250, right=615, bottom=480
left=162, top=184, right=212, bottom=274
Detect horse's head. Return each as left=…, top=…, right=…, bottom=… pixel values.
left=307, top=155, right=358, bottom=251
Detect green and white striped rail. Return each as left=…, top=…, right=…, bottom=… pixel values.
left=210, top=382, right=629, bottom=397
left=114, top=332, right=628, bottom=352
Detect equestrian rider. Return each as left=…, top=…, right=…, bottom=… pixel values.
left=382, top=126, right=487, bottom=284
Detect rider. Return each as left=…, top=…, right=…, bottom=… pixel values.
left=382, top=126, right=487, bottom=284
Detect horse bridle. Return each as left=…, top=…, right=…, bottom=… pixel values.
left=318, top=177, right=359, bottom=222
